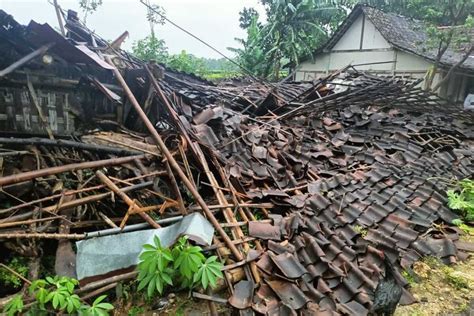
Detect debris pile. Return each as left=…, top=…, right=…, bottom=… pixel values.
left=1, top=9, right=473, bottom=315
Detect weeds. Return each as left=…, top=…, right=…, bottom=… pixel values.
left=2, top=275, right=113, bottom=315
left=441, top=266, right=469, bottom=290
left=353, top=225, right=368, bottom=237
left=402, top=270, right=417, bottom=286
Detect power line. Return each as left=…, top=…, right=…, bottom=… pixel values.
left=138, top=0, right=274, bottom=87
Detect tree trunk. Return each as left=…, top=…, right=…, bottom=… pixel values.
left=431, top=45, right=473, bottom=92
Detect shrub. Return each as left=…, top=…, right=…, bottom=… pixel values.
left=137, top=236, right=223, bottom=298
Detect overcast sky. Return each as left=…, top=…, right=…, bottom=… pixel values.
left=1, top=0, right=266, bottom=58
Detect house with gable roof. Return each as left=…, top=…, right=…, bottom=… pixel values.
left=295, top=5, right=474, bottom=102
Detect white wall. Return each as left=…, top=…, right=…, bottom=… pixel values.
left=361, top=16, right=390, bottom=49
left=333, top=15, right=364, bottom=50
left=295, top=50, right=396, bottom=81
left=332, top=14, right=390, bottom=51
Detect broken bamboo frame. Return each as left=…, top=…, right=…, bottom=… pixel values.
left=77, top=271, right=138, bottom=293
left=0, top=171, right=164, bottom=215
left=52, top=0, right=66, bottom=36
left=0, top=137, right=141, bottom=156
left=0, top=154, right=145, bottom=186
left=27, top=73, right=55, bottom=139
left=195, top=145, right=256, bottom=282
left=106, top=56, right=243, bottom=261
left=96, top=171, right=160, bottom=229
left=0, top=181, right=153, bottom=224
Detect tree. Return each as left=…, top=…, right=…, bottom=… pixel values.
left=132, top=2, right=168, bottom=63
left=229, top=16, right=272, bottom=78
left=132, top=36, right=168, bottom=62
left=78, top=0, right=103, bottom=23
left=232, top=0, right=345, bottom=80
left=239, top=7, right=260, bottom=29
left=167, top=50, right=208, bottom=77
left=262, top=0, right=342, bottom=79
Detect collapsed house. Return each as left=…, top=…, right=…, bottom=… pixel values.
left=0, top=8, right=473, bottom=315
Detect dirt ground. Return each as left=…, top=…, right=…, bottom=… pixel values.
left=396, top=234, right=474, bottom=316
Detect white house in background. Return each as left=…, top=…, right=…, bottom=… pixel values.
left=295, top=5, right=474, bottom=101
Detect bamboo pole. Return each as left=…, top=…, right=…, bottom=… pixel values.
left=96, top=171, right=160, bottom=229
left=77, top=271, right=138, bottom=293
left=164, top=160, right=187, bottom=215
left=52, top=0, right=66, bottom=36
left=0, top=232, right=86, bottom=239
left=0, top=137, right=140, bottom=156
left=0, top=154, right=145, bottom=186
left=105, top=56, right=242, bottom=261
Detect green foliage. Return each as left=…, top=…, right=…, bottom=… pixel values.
left=229, top=16, right=271, bottom=78
left=239, top=7, right=260, bottom=29
left=3, top=295, right=24, bottom=316
left=441, top=266, right=470, bottom=290
left=29, top=276, right=81, bottom=312
left=78, top=295, right=114, bottom=316
left=193, top=256, right=224, bottom=290
left=353, top=224, right=368, bottom=237
left=167, top=51, right=208, bottom=77
left=132, top=35, right=169, bottom=63
left=78, top=0, right=103, bottom=22
left=451, top=219, right=474, bottom=234
left=0, top=257, right=28, bottom=288
left=79, top=0, right=103, bottom=13
left=128, top=306, right=145, bottom=316
left=401, top=270, right=416, bottom=286
left=137, top=235, right=174, bottom=297
left=172, top=237, right=205, bottom=280
left=447, top=178, right=474, bottom=222
left=3, top=275, right=113, bottom=315
left=232, top=0, right=345, bottom=79
left=137, top=236, right=224, bottom=297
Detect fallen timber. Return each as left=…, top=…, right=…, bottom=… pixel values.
left=0, top=7, right=473, bottom=316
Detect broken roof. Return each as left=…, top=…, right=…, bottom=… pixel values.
left=0, top=6, right=473, bottom=316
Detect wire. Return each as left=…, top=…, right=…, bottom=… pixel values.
left=138, top=0, right=274, bottom=88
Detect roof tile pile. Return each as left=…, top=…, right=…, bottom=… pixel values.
left=188, top=72, right=474, bottom=314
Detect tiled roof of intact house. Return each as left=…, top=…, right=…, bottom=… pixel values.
left=322, top=5, right=474, bottom=72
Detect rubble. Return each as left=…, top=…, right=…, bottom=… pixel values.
left=0, top=8, right=473, bottom=315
